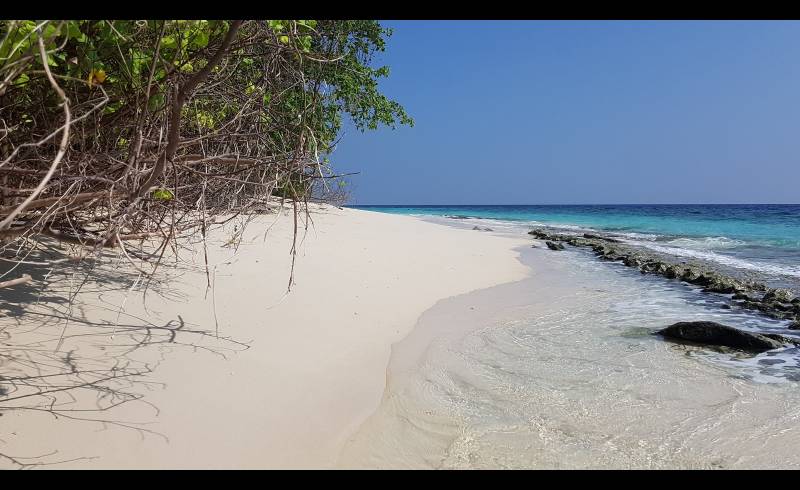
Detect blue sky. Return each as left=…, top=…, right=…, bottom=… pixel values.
left=332, top=21, right=800, bottom=205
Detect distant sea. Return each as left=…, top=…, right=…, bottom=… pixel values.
left=350, top=204, right=800, bottom=289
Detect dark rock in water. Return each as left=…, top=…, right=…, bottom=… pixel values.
left=732, top=291, right=753, bottom=301
left=623, top=255, right=643, bottom=267
left=720, top=304, right=731, bottom=309
left=763, top=288, right=795, bottom=304
left=770, top=301, right=796, bottom=312
left=545, top=241, right=565, bottom=251
left=583, top=233, right=620, bottom=243
left=789, top=321, right=800, bottom=330
left=739, top=301, right=791, bottom=320
left=691, top=273, right=716, bottom=286
left=484, top=227, right=493, bottom=232
left=681, top=267, right=701, bottom=282
left=761, top=333, right=800, bottom=347
left=739, top=300, right=763, bottom=311
left=703, top=276, right=743, bottom=294
left=528, top=230, right=550, bottom=239
left=650, top=262, right=668, bottom=274
left=472, top=226, right=481, bottom=230
left=656, top=321, right=786, bottom=352
left=565, top=237, right=583, bottom=246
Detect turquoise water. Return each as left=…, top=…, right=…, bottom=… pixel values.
left=340, top=244, right=800, bottom=468
left=341, top=204, right=800, bottom=467
left=351, top=204, right=800, bottom=283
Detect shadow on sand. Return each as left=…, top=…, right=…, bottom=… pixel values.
left=0, top=246, right=248, bottom=468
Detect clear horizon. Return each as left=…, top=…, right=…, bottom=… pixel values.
left=333, top=21, right=800, bottom=205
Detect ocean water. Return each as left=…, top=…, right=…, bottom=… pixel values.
left=340, top=245, right=800, bottom=469
left=351, top=204, right=800, bottom=288
left=340, top=204, right=800, bottom=469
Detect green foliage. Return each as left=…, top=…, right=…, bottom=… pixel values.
left=301, top=20, right=414, bottom=151
left=151, top=188, right=174, bottom=201
left=0, top=19, right=411, bottom=205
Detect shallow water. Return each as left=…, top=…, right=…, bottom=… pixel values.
left=338, top=244, right=800, bottom=469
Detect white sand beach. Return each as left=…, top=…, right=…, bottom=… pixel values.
left=0, top=206, right=529, bottom=469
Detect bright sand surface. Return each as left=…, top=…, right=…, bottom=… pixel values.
left=0, top=206, right=529, bottom=469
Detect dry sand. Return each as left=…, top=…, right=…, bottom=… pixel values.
left=0, top=205, right=529, bottom=469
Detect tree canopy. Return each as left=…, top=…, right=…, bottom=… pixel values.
left=0, top=20, right=412, bottom=282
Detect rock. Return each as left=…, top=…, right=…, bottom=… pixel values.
left=656, top=321, right=786, bottom=352
left=664, top=265, right=682, bottom=279
left=528, top=230, right=550, bottom=239
left=771, top=301, right=795, bottom=312
left=761, top=333, right=800, bottom=347
left=472, top=226, right=480, bottom=230
left=638, top=261, right=654, bottom=272
left=763, top=288, right=795, bottom=304
left=691, top=273, right=716, bottom=286
left=732, top=292, right=752, bottom=301
left=484, top=227, right=493, bottom=232
left=583, top=233, right=620, bottom=243
left=737, top=301, right=790, bottom=319
left=652, top=262, right=669, bottom=274
left=702, top=277, right=743, bottom=294
left=789, top=321, right=800, bottom=330
left=740, top=300, right=763, bottom=311
left=681, top=268, right=701, bottom=282
left=545, top=241, right=564, bottom=251
left=623, top=255, right=643, bottom=267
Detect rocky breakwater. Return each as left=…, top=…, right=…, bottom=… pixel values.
left=528, top=228, right=800, bottom=327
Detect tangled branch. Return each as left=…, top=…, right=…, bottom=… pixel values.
left=0, top=19, right=411, bottom=287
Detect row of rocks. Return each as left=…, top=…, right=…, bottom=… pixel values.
left=528, top=228, right=800, bottom=328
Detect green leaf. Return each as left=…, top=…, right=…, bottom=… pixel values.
left=300, top=35, right=312, bottom=52
left=152, top=188, right=174, bottom=201
left=192, top=30, right=209, bottom=48
left=147, top=91, right=165, bottom=112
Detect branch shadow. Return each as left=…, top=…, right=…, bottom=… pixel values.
left=0, top=245, right=250, bottom=469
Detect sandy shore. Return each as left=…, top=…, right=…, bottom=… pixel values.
left=0, top=206, right=528, bottom=469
